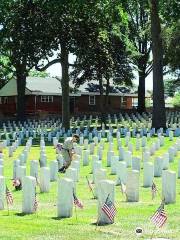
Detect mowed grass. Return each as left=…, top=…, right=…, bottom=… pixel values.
left=0, top=136, right=180, bottom=240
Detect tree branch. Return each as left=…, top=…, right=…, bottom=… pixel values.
left=35, top=58, right=61, bottom=71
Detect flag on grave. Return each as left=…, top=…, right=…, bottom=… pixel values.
left=33, top=192, right=38, bottom=212
left=150, top=201, right=167, bottom=228
left=73, top=192, right=83, bottom=209
left=101, top=195, right=117, bottom=222
left=6, top=186, right=13, bottom=205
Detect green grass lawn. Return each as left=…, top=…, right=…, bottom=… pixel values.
left=0, top=136, right=180, bottom=240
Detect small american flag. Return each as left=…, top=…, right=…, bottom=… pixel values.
left=151, top=182, right=157, bottom=200
left=150, top=201, right=167, bottom=228
left=86, top=176, right=93, bottom=192
left=33, top=192, right=38, bottom=212
left=73, top=192, right=83, bottom=209
left=6, top=186, right=13, bottom=205
left=101, top=195, right=117, bottom=222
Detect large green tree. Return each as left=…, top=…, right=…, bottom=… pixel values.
left=123, top=0, right=152, bottom=113
left=36, top=0, right=129, bottom=129
left=0, top=0, right=51, bottom=120
left=71, top=3, right=133, bottom=126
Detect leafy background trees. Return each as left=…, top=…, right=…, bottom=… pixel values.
left=0, top=0, right=179, bottom=129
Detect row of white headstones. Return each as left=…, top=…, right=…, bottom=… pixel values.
left=0, top=132, right=180, bottom=224
left=0, top=111, right=180, bottom=141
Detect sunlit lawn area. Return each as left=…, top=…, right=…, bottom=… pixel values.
left=0, top=136, right=180, bottom=240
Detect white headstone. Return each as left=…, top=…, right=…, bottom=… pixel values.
left=111, top=156, right=119, bottom=175
left=71, top=161, right=80, bottom=181
left=94, top=168, right=107, bottom=198
left=126, top=170, right=140, bottom=202
left=83, top=139, right=89, bottom=150
left=119, top=147, right=125, bottom=161
left=57, top=178, right=73, bottom=218
left=83, top=150, right=90, bottom=166
left=89, top=143, right=95, bottom=155
left=124, top=151, right=132, bottom=167
left=168, top=147, right=175, bottom=162
left=65, top=167, right=78, bottom=183
left=92, top=161, right=102, bottom=183
left=0, top=165, right=3, bottom=176
left=97, top=180, right=115, bottom=224
left=40, top=167, right=50, bottom=192
left=107, top=151, right=114, bottom=167
left=97, top=146, right=103, bottom=160
left=0, top=176, right=5, bottom=210
left=162, top=170, right=176, bottom=204
left=50, top=160, right=58, bottom=182
left=40, top=154, right=47, bottom=167
left=132, top=157, right=141, bottom=171
left=57, top=154, right=64, bottom=169
left=16, top=165, right=26, bottom=182
left=143, top=162, right=154, bottom=187
left=162, top=153, right=169, bottom=170
left=154, top=157, right=163, bottom=177
left=22, top=176, right=36, bottom=214
left=30, top=160, right=39, bottom=178
left=116, top=161, right=127, bottom=185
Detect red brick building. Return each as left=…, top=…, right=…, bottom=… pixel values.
left=0, top=77, right=146, bottom=116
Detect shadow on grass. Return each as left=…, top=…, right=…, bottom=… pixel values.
left=90, top=221, right=114, bottom=226
left=15, top=212, right=31, bottom=217
left=52, top=216, right=67, bottom=221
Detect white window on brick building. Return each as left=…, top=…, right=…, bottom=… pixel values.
left=40, top=96, right=53, bottom=103
left=89, top=95, right=95, bottom=105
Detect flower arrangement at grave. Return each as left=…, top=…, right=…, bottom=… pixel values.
left=12, top=178, right=22, bottom=190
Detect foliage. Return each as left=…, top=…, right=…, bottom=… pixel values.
left=85, top=82, right=133, bottom=93
left=164, top=78, right=180, bottom=97
left=163, top=20, right=180, bottom=74
left=0, top=55, right=14, bottom=88
left=0, top=0, right=52, bottom=72
left=71, top=2, right=133, bottom=89
left=171, top=93, right=180, bottom=107
left=28, top=70, right=50, bottom=78
left=0, top=0, right=53, bottom=119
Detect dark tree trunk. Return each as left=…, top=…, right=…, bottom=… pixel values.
left=138, top=65, right=146, bottom=113
left=150, top=0, right=166, bottom=129
left=16, top=65, right=27, bottom=121
left=61, top=43, right=70, bottom=130
left=105, top=78, right=110, bottom=111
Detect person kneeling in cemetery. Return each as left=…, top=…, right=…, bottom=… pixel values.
left=58, top=134, right=79, bottom=173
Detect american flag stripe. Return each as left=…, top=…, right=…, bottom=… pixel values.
left=33, top=192, right=38, bottom=212
left=74, top=199, right=83, bottom=209
left=102, top=204, right=116, bottom=222
left=6, top=187, right=13, bottom=205
left=151, top=210, right=167, bottom=227
left=150, top=202, right=167, bottom=228
left=73, top=192, right=83, bottom=209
